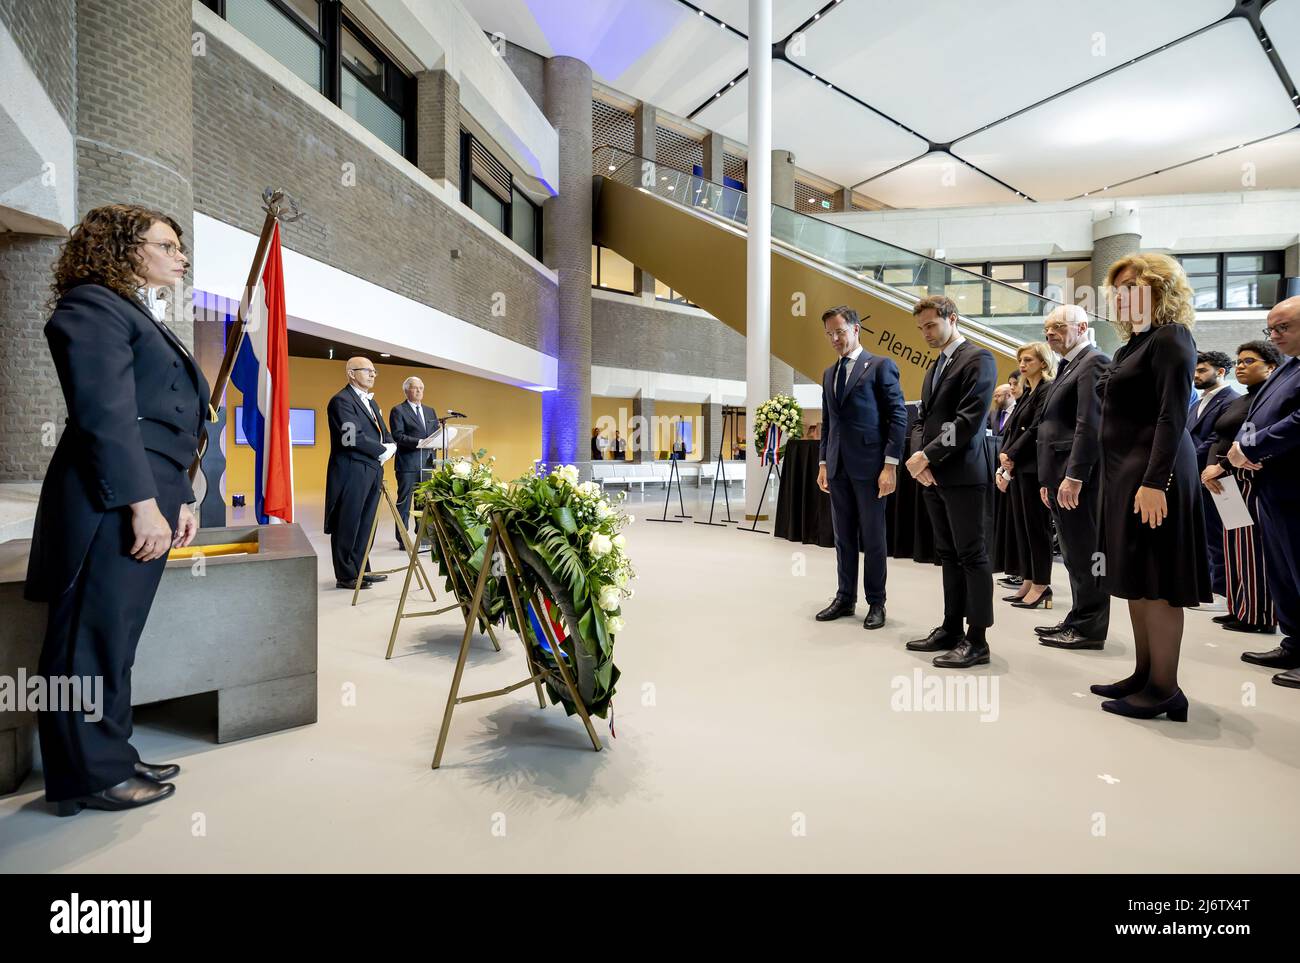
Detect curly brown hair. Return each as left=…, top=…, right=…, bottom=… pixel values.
left=49, top=204, right=185, bottom=310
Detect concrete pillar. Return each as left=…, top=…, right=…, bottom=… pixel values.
left=633, top=102, right=657, bottom=297
left=746, top=0, right=773, bottom=519
left=771, top=148, right=796, bottom=209
left=632, top=395, right=655, bottom=464
left=541, top=56, right=593, bottom=478
left=416, top=69, right=460, bottom=188
left=1091, top=211, right=1141, bottom=296
left=701, top=401, right=723, bottom=462
left=702, top=130, right=725, bottom=183
left=75, top=0, right=194, bottom=346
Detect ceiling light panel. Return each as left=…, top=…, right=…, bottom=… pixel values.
left=795, top=0, right=1234, bottom=144
left=694, top=59, right=927, bottom=184
left=953, top=20, right=1299, bottom=200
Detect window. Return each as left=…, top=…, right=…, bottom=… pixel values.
left=470, top=179, right=506, bottom=233
left=1176, top=252, right=1283, bottom=311
left=204, top=0, right=416, bottom=161
left=512, top=188, right=540, bottom=259
left=459, top=131, right=545, bottom=257
left=654, top=277, right=696, bottom=306
left=591, top=245, right=635, bottom=294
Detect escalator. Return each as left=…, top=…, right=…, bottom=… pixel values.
left=592, top=146, right=1116, bottom=398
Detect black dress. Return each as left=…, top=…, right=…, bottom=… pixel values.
left=1002, top=380, right=1055, bottom=585
left=1097, top=323, right=1211, bottom=607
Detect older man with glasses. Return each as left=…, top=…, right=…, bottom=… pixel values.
left=1229, top=297, right=1300, bottom=688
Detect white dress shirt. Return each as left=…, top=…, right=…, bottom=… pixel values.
left=821, top=346, right=899, bottom=466
left=1196, top=382, right=1231, bottom=419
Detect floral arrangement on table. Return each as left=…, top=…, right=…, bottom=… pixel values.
left=752, top=394, right=803, bottom=465
left=416, top=457, right=634, bottom=720
left=477, top=463, right=633, bottom=719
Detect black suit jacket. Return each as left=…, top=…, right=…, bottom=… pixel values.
left=909, top=339, right=997, bottom=487
left=818, top=350, right=907, bottom=481
left=989, top=404, right=1015, bottom=437
left=389, top=401, right=439, bottom=474
left=324, top=385, right=393, bottom=533
left=1187, top=385, right=1239, bottom=470
left=1238, top=356, right=1300, bottom=502
left=1033, top=345, right=1109, bottom=489
left=1001, top=380, right=1050, bottom=478
left=26, top=283, right=211, bottom=601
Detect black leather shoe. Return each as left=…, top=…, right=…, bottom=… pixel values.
left=54, top=777, right=175, bottom=817
left=1212, top=613, right=1237, bottom=625
left=1100, top=690, right=1188, bottom=722
left=337, top=579, right=370, bottom=589
left=134, top=761, right=180, bottom=783
left=1001, top=593, right=1029, bottom=602
left=815, top=598, right=855, bottom=621
left=933, top=639, right=991, bottom=668
left=1241, top=646, right=1300, bottom=669
left=997, top=575, right=1024, bottom=588
left=863, top=604, right=886, bottom=630
left=1273, top=668, right=1300, bottom=689
left=906, top=627, right=963, bottom=652
left=1038, top=627, right=1105, bottom=650
left=1034, top=621, right=1069, bottom=637
left=363, top=573, right=388, bottom=584
left=1222, top=620, right=1277, bottom=634
left=1090, top=676, right=1145, bottom=699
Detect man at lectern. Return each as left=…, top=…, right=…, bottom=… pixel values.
left=389, top=375, right=440, bottom=547
left=325, top=357, right=396, bottom=588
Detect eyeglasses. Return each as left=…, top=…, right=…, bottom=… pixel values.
left=140, top=240, right=188, bottom=259
left=1235, top=357, right=1261, bottom=367
left=349, top=367, right=377, bottom=375
left=1263, top=322, right=1292, bottom=337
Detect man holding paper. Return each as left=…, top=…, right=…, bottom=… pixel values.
left=389, top=376, right=440, bottom=546
left=325, top=357, right=396, bottom=589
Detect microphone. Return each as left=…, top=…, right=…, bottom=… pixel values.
left=446, top=410, right=468, bottom=419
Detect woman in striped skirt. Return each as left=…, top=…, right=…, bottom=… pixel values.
left=1201, top=340, right=1282, bottom=634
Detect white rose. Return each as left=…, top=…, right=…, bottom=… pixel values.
left=452, top=460, right=472, bottom=479
left=612, top=533, right=626, bottom=550
left=577, top=481, right=601, bottom=498
left=557, top=464, right=580, bottom=485
left=588, top=532, right=612, bottom=557
left=606, top=615, right=625, bottom=634
left=598, top=585, right=621, bottom=612
left=595, top=501, right=612, bottom=520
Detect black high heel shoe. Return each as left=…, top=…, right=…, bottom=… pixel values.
left=54, top=777, right=175, bottom=817
left=1100, top=690, right=1189, bottom=722
left=1002, top=593, right=1029, bottom=603
left=1010, top=587, right=1053, bottom=610
left=1090, top=676, right=1146, bottom=698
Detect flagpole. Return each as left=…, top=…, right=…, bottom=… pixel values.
left=189, top=188, right=301, bottom=483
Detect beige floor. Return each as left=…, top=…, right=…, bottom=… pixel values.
left=2, top=487, right=1299, bottom=872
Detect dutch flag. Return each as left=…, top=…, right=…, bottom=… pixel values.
left=231, top=223, right=294, bottom=524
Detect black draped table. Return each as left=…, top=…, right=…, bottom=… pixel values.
left=774, top=410, right=999, bottom=565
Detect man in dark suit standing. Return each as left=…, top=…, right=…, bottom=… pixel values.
left=1230, top=296, right=1300, bottom=688
left=325, top=357, right=396, bottom=589
left=988, top=382, right=1015, bottom=437
left=389, top=375, right=439, bottom=547
left=904, top=295, right=998, bottom=667
left=1189, top=350, right=1238, bottom=606
left=814, top=306, right=908, bottom=630
left=1032, top=305, right=1111, bottom=649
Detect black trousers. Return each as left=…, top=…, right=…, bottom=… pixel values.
left=37, top=459, right=187, bottom=802
left=1200, top=484, right=1226, bottom=597
left=329, top=467, right=381, bottom=583
left=828, top=471, right=888, bottom=605
left=395, top=470, right=420, bottom=543
left=1048, top=481, right=1110, bottom=639
left=1256, top=488, right=1300, bottom=654
left=1010, top=472, right=1054, bottom=585
left=921, top=483, right=994, bottom=630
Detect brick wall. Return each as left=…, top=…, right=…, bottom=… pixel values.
left=0, top=0, right=75, bottom=128
left=190, top=27, right=554, bottom=350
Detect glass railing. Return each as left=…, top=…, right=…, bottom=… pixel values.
left=594, top=145, right=1119, bottom=356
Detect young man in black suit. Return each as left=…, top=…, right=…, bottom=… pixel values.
left=388, top=375, right=439, bottom=547
left=904, top=296, right=998, bottom=667
left=814, top=306, right=908, bottom=630
left=1189, top=350, right=1239, bottom=605
left=1033, top=305, right=1111, bottom=649
left=325, top=357, right=396, bottom=588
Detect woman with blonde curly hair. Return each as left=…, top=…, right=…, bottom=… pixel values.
left=1091, top=253, right=1211, bottom=721
left=25, top=204, right=211, bottom=815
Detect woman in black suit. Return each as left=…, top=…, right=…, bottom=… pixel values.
left=998, top=342, right=1056, bottom=609
left=1093, top=253, right=1211, bottom=721
left=1201, top=340, right=1281, bottom=634
left=25, top=204, right=211, bottom=815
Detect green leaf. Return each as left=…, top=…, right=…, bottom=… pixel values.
left=551, top=506, right=577, bottom=534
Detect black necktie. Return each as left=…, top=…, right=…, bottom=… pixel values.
left=1057, top=357, right=1071, bottom=381
left=835, top=356, right=849, bottom=401
left=415, top=405, right=425, bottom=430
left=932, top=352, right=948, bottom=387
